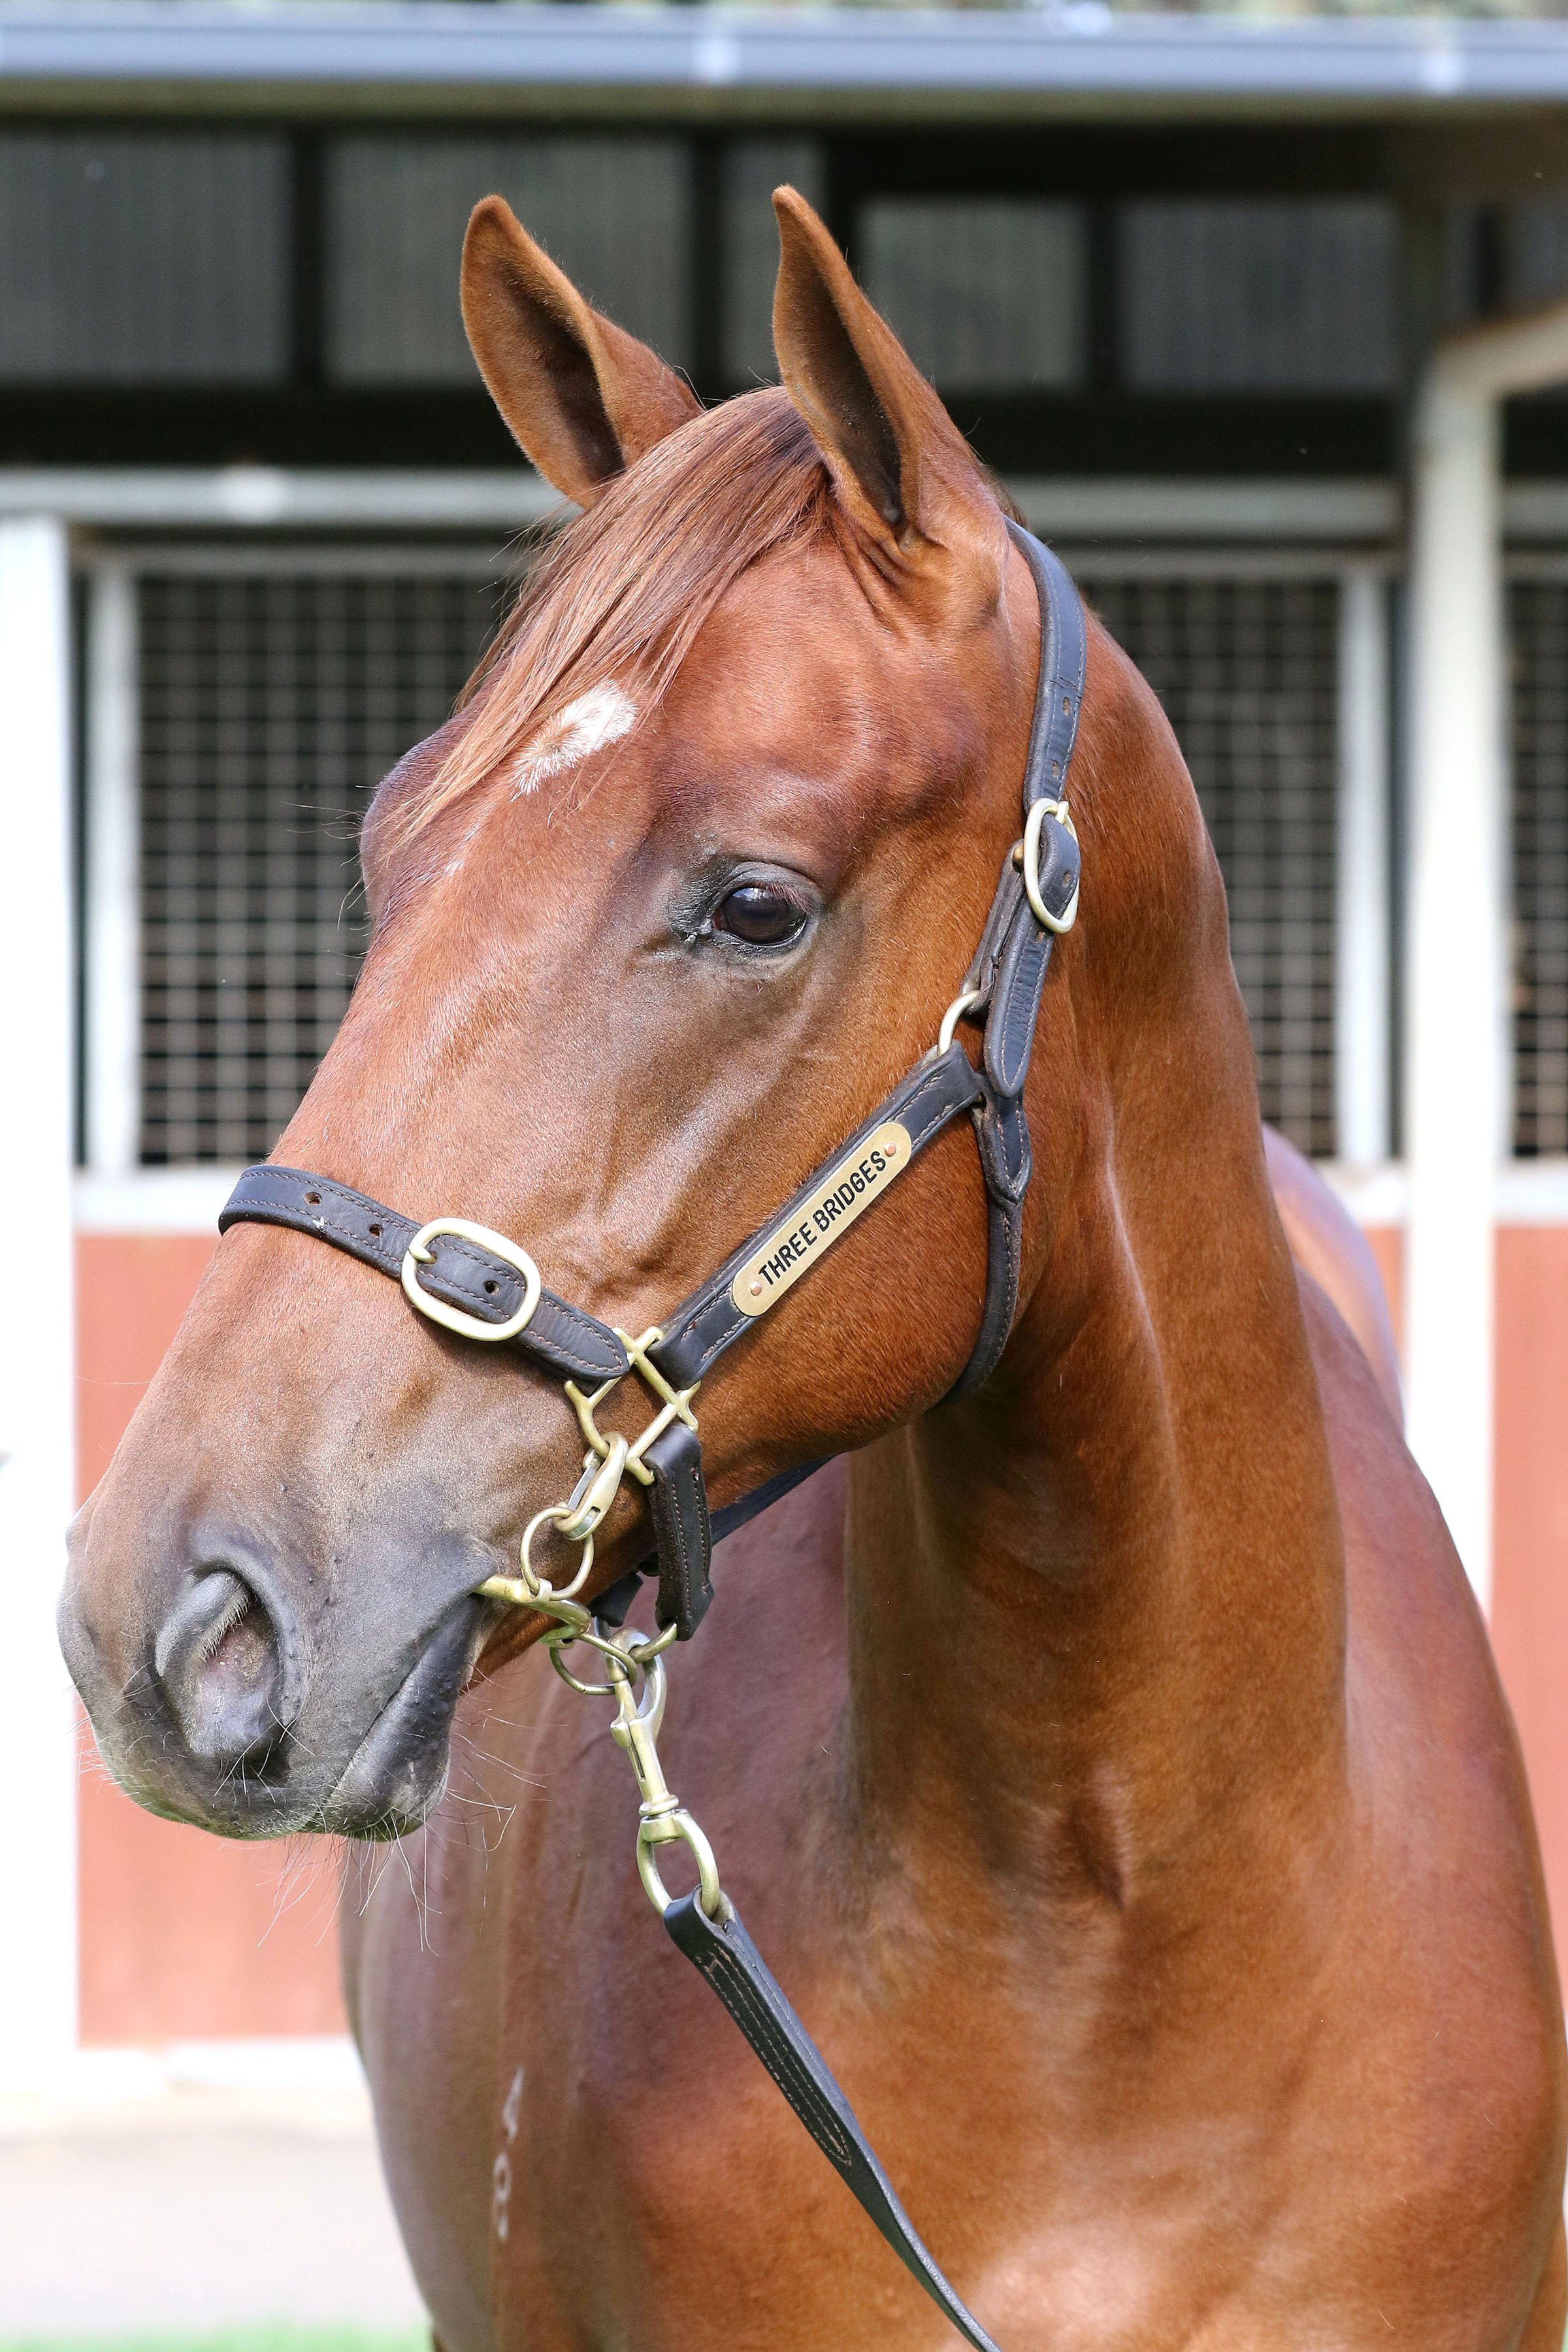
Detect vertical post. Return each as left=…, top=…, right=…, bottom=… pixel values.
left=1405, top=374, right=1507, bottom=1610
left=1336, top=567, right=1392, bottom=1166
left=0, top=515, right=79, bottom=2083
left=85, top=564, right=140, bottom=1175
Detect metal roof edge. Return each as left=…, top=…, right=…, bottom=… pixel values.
left=1, top=3, right=1567, bottom=115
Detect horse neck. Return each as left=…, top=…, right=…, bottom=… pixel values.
left=836, top=968, right=1349, bottom=1935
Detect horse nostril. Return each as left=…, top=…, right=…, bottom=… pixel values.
left=154, top=1567, right=292, bottom=1770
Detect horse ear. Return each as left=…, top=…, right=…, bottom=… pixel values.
left=461, top=196, right=701, bottom=508
left=771, top=187, right=1003, bottom=590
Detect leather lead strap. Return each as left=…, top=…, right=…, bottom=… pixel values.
left=664, top=1892, right=1002, bottom=2352
left=640, top=1420, right=715, bottom=1636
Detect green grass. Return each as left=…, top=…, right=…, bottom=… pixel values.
left=1, top=2332, right=429, bottom=2352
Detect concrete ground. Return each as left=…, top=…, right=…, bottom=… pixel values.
left=0, top=2052, right=427, bottom=2342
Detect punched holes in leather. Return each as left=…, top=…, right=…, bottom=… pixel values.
left=218, top=1166, right=629, bottom=1386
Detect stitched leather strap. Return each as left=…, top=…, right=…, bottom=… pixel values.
left=953, top=1086, right=1031, bottom=1399
left=664, top=1892, right=1002, bottom=2352
left=946, top=526, right=1088, bottom=1399
left=642, top=1420, right=715, bottom=1638
left=983, top=817, right=1080, bottom=1102
left=1011, top=521, right=1086, bottom=808
left=218, top=1165, right=629, bottom=1386
left=638, top=1043, right=987, bottom=1627
left=595, top=1458, right=830, bottom=1636
left=647, top=1041, right=986, bottom=1394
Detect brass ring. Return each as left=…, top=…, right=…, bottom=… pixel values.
left=546, top=1623, right=655, bottom=1693
left=519, top=1505, right=594, bottom=1602
left=622, top=1620, right=679, bottom=1665
left=546, top=1636, right=622, bottom=1698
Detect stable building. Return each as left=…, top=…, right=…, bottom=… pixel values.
left=5, top=0, right=1568, bottom=2090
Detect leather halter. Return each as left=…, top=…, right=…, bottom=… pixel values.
left=219, top=523, right=1086, bottom=1643
left=218, top=524, right=1086, bottom=2352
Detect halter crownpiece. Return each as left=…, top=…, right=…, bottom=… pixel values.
left=216, top=523, right=1085, bottom=2352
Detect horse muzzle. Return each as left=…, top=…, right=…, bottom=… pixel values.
left=60, top=1505, right=499, bottom=1841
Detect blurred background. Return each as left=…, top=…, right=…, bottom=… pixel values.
left=3, top=0, right=1568, bottom=2342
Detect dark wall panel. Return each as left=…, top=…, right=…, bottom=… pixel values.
left=0, top=133, right=289, bottom=384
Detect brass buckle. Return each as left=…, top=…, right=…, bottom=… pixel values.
left=400, top=1216, right=542, bottom=1345
left=555, top=1326, right=700, bottom=1542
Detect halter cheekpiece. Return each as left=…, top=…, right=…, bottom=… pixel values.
left=218, top=522, right=1086, bottom=2352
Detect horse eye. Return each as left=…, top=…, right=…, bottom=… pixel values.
left=711, top=883, right=808, bottom=948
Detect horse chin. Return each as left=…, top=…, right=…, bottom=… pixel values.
left=319, top=1591, right=494, bottom=1840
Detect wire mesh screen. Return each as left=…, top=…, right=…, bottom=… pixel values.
left=1512, top=579, right=1568, bottom=1157
left=139, top=570, right=504, bottom=1164
left=1082, top=574, right=1340, bottom=1154
left=133, top=558, right=1342, bottom=1164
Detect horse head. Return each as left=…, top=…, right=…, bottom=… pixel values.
left=60, top=189, right=1215, bottom=1842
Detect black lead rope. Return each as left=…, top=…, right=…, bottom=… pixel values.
left=664, top=1891, right=1004, bottom=2352
left=218, top=525, right=1086, bottom=2350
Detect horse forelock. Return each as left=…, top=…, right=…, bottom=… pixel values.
left=379, top=388, right=834, bottom=862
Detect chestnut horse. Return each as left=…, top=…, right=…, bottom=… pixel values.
left=61, top=189, right=1565, bottom=2349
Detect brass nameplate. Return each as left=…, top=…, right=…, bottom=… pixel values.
left=730, top=1122, right=912, bottom=1320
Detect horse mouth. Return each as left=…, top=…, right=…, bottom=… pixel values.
left=323, top=1592, right=493, bottom=1840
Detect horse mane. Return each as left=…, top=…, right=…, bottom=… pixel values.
left=382, top=388, right=836, bottom=856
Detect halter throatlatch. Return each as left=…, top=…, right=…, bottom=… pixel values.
left=216, top=525, right=1085, bottom=2352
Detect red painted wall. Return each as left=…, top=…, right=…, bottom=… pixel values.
left=75, top=1233, right=346, bottom=2045
left=1356, top=1223, right=1568, bottom=1957
left=1493, top=1228, right=1568, bottom=1965
left=73, top=1219, right=1568, bottom=2040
